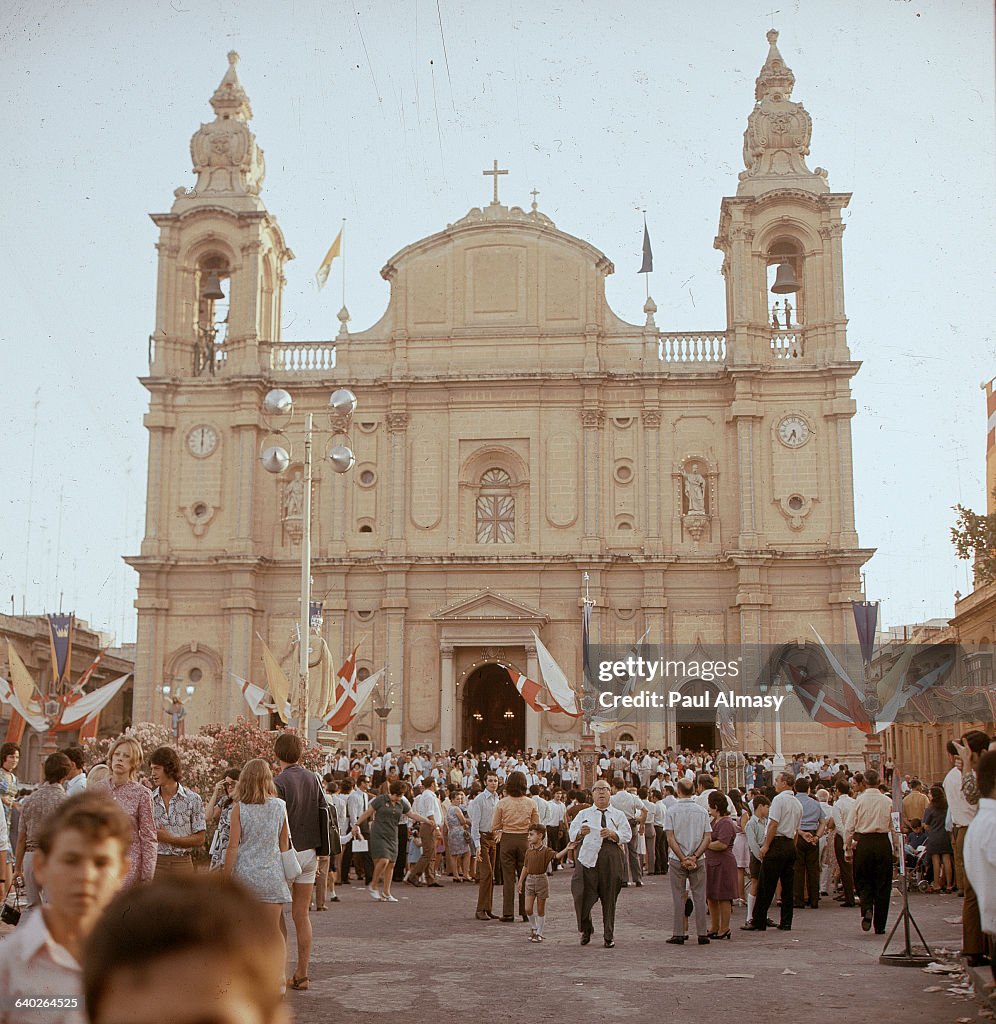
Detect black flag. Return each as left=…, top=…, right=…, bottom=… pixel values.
left=638, top=222, right=653, bottom=274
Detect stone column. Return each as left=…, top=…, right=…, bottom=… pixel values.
left=440, top=643, right=455, bottom=752
left=728, top=397, right=762, bottom=549
left=525, top=642, right=540, bottom=751
left=386, top=412, right=408, bottom=556
left=580, top=406, right=604, bottom=556
left=642, top=407, right=662, bottom=555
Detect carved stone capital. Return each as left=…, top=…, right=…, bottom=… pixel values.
left=641, top=409, right=662, bottom=428
left=386, top=412, right=409, bottom=433
left=581, top=408, right=604, bottom=429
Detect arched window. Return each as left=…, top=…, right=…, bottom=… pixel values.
left=476, top=468, right=515, bottom=543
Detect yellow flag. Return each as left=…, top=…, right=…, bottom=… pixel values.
left=315, top=228, right=343, bottom=290
left=259, top=639, right=291, bottom=723
left=7, top=640, right=40, bottom=712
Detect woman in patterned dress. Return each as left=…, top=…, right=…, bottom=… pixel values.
left=445, top=790, right=472, bottom=882
left=223, top=759, right=291, bottom=967
left=99, top=736, right=157, bottom=888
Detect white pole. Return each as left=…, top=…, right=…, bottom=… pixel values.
left=773, top=696, right=785, bottom=770
left=298, top=413, right=314, bottom=736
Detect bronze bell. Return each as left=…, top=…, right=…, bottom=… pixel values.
left=770, top=261, right=801, bottom=294
left=201, top=272, right=225, bottom=301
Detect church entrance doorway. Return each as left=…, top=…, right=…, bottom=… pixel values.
left=462, top=663, right=525, bottom=751
left=674, top=678, right=719, bottom=754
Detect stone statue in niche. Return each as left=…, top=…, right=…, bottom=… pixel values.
left=282, top=472, right=304, bottom=520
left=682, top=463, right=707, bottom=515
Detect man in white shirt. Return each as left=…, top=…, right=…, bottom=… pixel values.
left=569, top=780, right=632, bottom=948
left=609, top=779, right=647, bottom=886
left=830, top=778, right=857, bottom=907
left=343, top=777, right=373, bottom=887
left=63, top=749, right=87, bottom=797
left=468, top=772, right=501, bottom=920
left=943, top=742, right=977, bottom=895
left=547, top=790, right=568, bottom=870
left=408, top=779, right=444, bottom=887
left=743, top=771, right=802, bottom=932
left=0, top=793, right=131, bottom=1024
left=963, top=750, right=996, bottom=965
left=664, top=778, right=711, bottom=943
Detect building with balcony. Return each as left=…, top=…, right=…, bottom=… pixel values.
left=129, top=33, right=872, bottom=757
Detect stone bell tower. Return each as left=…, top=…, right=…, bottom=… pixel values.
left=130, top=54, right=292, bottom=726
left=148, top=52, right=292, bottom=380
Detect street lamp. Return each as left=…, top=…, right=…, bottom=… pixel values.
left=260, top=386, right=357, bottom=737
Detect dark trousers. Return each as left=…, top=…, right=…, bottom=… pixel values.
left=655, top=826, right=669, bottom=873
left=853, top=833, right=892, bottom=933
left=547, top=825, right=565, bottom=870
left=751, top=836, right=796, bottom=929
left=571, top=845, right=624, bottom=943
left=342, top=843, right=372, bottom=885
left=964, top=875, right=985, bottom=956
left=393, top=823, right=408, bottom=882
left=625, top=820, right=642, bottom=883
left=834, top=833, right=855, bottom=904
left=499, top=833, right=527, bottom=918
left=794, top=833, right=820, bottom=907
left=476, top=834, right=496, bottom=912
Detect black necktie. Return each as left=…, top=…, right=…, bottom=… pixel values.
left=601, top=810, right=607, bottom=829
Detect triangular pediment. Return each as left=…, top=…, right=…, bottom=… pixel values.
left=431, top=589, right=549, bottom=624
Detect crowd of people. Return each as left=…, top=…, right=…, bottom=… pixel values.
left=0, top=731, right=992, bottom=1022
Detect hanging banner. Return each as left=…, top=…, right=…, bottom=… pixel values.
left=48, top=613, right=74, bottom=684
left=851, top=601, right=879, bottom=666
left=309, top=601, right=323, bottom=631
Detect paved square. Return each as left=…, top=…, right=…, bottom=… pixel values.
left=287, top=875, right=971, bottom=1023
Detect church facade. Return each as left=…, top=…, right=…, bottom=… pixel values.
left=129, top=33, right=872, bottom=758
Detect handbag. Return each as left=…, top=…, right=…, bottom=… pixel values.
left=281, top=808, right=303, bottom=881
left=1, top=880, right=22, bottom=927
left=281, top=846, right=303, bottom=882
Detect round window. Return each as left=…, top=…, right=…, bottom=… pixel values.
left=188, top=667, right=203, bottom=683
left=359, top=469, right=376, bottom=486
left=788, top=495, right=804, bottom=511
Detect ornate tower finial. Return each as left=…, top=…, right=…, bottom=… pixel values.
left=210, top=51, right=253, bottom=122
left=180, top=52, right=266, bottom=205
left=737, top=30, right=828, bottom=197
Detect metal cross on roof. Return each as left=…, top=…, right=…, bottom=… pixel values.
left=483, top=159, right=508, bottom=206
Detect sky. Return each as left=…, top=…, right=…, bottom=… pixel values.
left=1, top=0, right=993, bottom=644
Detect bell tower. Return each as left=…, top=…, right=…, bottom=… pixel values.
left=131, top=53, right=293, bottom=727
left=715, top=30, right=851, bottom=366
left=148, top=52, right=292, bottom=378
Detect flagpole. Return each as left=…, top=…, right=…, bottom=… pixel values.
left=580, top=571, right=598, bottom=791
left=340, top=218, right=347, bottom=309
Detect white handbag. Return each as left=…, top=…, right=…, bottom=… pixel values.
left=280, top=808, right=302, bottom=881
left=281, top=847, right=303, bottom=882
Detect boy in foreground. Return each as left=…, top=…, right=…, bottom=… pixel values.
left=83, top=873, right=290, bottom=1024
left=0, top=792, right=132, bottom=1024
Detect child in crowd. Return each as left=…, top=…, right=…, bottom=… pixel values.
left=743, top=793, right=770, bottom=922
left=82, top=874, right=289, bottom=1024
left=406, top=830, right=422, bottom=877
left=517, top=824, right=575, bottom=942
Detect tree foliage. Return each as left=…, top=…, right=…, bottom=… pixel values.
left=950, top=496, right=996, bottom=585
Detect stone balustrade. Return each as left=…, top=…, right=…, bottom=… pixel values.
left=657, top=332, right=727, bottom=364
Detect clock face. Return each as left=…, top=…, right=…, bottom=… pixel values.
left=186, top=424, right=219, bottom=458
left=777, top=415, right=810, bottom=448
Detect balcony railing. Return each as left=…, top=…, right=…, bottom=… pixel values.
left=270, top=343, right=337, bottom=372
left=658, top=332, right=727, bottom=363
left=770, top=330, right=803, bottom=359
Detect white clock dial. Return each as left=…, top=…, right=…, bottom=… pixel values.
left=186, top=424, right=219, bottom=458
left=777, top=416, right=810, bottom=448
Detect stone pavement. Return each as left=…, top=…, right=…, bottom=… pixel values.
left=285, top=873, right=981, bottom=1024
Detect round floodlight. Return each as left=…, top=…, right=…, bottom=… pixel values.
left=327, top=444, right=355, bottom=474
left=263, top=388, right=294, bottom=417
left=329, top=388, right=357, bottom=417
left=261, top=445, right=291, bottom=474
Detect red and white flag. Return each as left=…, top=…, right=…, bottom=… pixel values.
left=504, top=667, right=553, bottom=713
